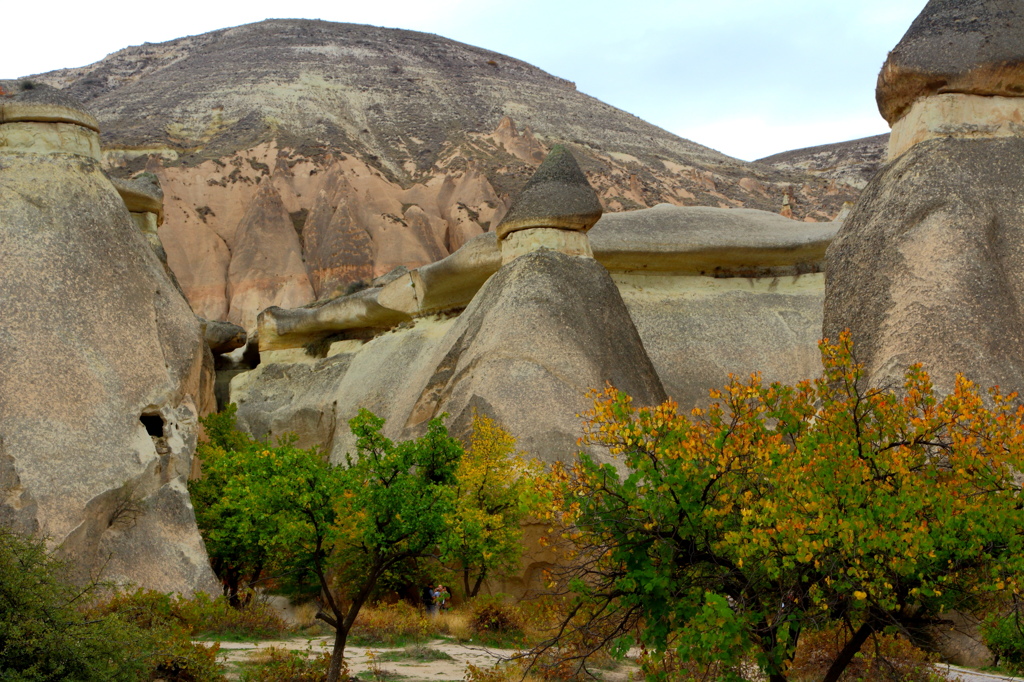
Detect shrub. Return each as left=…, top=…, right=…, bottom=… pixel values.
left=472, top=598, right=523, bottom=634
left=89, top=588, right=288, bottom=640
left=788, top=625, right=942, bottom=682
left=983, top=608, right=1024, bottom=674
left=240, top=646, right=332, bottom=682
left=349, top=601, right=431, bottom=646
left=0, top=527, right=227, bottom=681
left=83, top=590, right=227, bottom=681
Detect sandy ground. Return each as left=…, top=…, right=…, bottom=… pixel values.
left=943, top=666, right=1024, bottom=682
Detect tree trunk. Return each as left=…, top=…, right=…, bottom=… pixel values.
left=327, top=625, right=349, bottom=682
left=470, top=571, right=486, bottom=598
left=822, top=621, right=875, bottom=682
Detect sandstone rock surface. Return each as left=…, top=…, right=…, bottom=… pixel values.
left=0, top=84, right=217, bottom=594
left=616, top=273, right=825, bottom=407
left=877, top=0, right=1024, bottom=125
left=203, top=319, right=248, bottom=356
left=589, top=203, right=830, bottom=405
left=824, top=136, right=1024, bottom=393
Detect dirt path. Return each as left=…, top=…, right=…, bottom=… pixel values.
left=203, top=637, right=521, bottom=681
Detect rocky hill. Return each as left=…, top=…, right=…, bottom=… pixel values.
left=22, top=19, right=861, bottom=327
left=757, top=134, right=890, bottom=189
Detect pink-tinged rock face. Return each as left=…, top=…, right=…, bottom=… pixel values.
left=154, top=142, right=508, bottom=327
left=226, top=181, right=315, bottom=329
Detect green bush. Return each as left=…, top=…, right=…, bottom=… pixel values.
left=83, top=590, right=227, bottom=681
left=984, top=609, right=1024, bottom=674
left=0, top=527, right=163, bottom=681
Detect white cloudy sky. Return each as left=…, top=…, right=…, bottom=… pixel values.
left=1, top=0, right=925, bottom=161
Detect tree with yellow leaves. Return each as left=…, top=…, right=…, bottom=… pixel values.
left=441, top=414, right=542, bottom=598
left=539, top=333, right=1024, bottom=682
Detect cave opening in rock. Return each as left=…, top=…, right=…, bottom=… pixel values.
left=140, top=414, right=165, bottom=438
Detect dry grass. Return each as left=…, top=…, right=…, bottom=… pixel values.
left=435, top=610, right=472, bottom=641
left=292, top=601, right=321, bottom=629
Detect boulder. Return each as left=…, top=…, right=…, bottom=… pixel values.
left=824, top=136, right=1024, bottom=393
left=876, top=0, right=1024, bottom=126
left=0, top=83, right=217, bottom=594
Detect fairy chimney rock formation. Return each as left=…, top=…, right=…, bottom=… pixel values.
left=825, top=1, right=1024, bottom=412
left=0, top=82, right=217, bottom=594
left=879, top=0, right=1024, bottom=158
left=495, top=145, right=602, bottom=264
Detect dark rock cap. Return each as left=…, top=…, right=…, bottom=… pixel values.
left=0, top=81, right=100, bottom=132
left=110, top=173, right=164, bottom=221
left=877, top=0, right=1024, bottom=125
left=494, top=145, right=603, bottom=240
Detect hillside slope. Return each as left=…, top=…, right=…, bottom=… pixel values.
left=23, top=19, right=859, bottom=326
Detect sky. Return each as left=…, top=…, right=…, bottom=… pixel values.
left=1, top=0, right=926, bottom=161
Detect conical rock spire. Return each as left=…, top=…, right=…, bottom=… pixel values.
left=495, top=145, right=603, bottom=240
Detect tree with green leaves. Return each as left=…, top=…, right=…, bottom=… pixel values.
left=440, top=414, right=542, bottom=598
left=538, top=333, right=1024, bottom=682
left=204, top=409, right=462, bottom=682
left=191, top=405, right=272, bottom=606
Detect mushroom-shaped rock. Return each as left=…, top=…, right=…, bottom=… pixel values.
left=878, top=0, right=1024, bottom=158
left=0, top=80, right=101, bottom=131
left=590, top=204, right=837, bottom=276
left=111, top=173, right=165, bottom=225
left=825, top=136, right=1024, bottom=396
left=0, top=82, right=217, bottom=594
left=258, top=288, right=412, bottom=352
left=378, top=232, right=502, bottom=315
left=494, top=145, right=603, bottom=241
left=202, top=319, right=248, bottom=356
left=0, top=81, right=101, bottom=160
left=877, top=0, right=1024, bottom=125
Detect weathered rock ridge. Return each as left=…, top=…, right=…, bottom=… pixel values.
left=757, top=134, right=889, bottom=190
left=20, top=19, right=859, bottom=327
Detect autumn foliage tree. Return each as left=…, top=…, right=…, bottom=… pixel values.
left=540, top=333, right=1024, bottom=682
left=441, top=414, right=542, bottom=598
